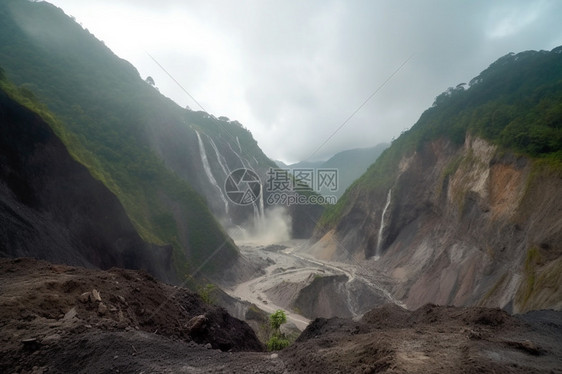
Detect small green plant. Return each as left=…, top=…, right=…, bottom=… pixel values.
left=267, top=335, right=290, bottom=351
left=197, top=283, right=217, bottom=305
left=269, top=309, right=287, bottom=334
left=267, top=309, right=289, bottom=351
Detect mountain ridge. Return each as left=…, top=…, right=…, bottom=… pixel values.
left=312, top=47, right=562, bottom=313
left=0, top=0, right=280, bottom=283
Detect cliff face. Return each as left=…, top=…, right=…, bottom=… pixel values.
left=0, top=90, right=174, bottom=281
left=313, top=134, right=561, bottom=312
left=313, top=47, right=562, bottom=313
left=0, top=0, right=322, bottom=243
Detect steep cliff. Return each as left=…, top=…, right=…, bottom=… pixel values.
left=0, top=88, right=175, bottom=280
left=0, top=0, right=322, bottom=249
left=313, top=47, right=562, bottom=313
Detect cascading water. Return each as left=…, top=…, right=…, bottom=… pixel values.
left=195, top=130, right=230, bottom=215
left=207, top=135, right=230, bottom=176
left=236, top=136, right=242, bottom=153
left=258, top=183, right=265, bottom=220
left=227, top=142, right=248, bottom=169
left=227, top=142, right=265, bottom=225
left=376, top=189, right=392, bottom=257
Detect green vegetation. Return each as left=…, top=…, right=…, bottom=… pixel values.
left=197, top=283, right=218, bottom=305
left=0, top=0, right=238, bottom=279
left=267, top=310, right=290, bottom=351
left=516, top=247, right=543, bottom=308
left=515, top=246, right=561, bottom=312
left=267, top=335, right=290, bottom=351
left=319, top=47, right=562, bottom=229
left=269, top=309, right=287, bottom=332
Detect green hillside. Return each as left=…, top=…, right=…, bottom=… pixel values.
left=0, top=0, right=238, bottom=278
left=320, top=47, right=562, bottom=228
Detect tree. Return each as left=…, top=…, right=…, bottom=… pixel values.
left=145, top=76, right=155, bottom=86
left=267, top=310, right=289, bottom=351
left=269, top=309, right=287, bottom=333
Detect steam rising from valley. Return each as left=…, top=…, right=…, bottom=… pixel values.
left=228, top=206, right=292, bottom=245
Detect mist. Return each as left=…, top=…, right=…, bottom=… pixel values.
left=228, top=206, right=292, bottom=245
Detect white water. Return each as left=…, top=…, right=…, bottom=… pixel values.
left=236, top=136, right=242, bottom=153
left=258, top=183, right=265, bottom=220
left=227, top=142, right=248, bottom=169
left=227, top=142, right=265, bottom=225
left=376, top=189, right=392, bottom=256
left=195, top=131, right=230, bottom=215
left=207, top=135, right=230, bottom=176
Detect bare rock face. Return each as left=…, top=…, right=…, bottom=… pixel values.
left=312, top=134, right=562, bottom=313
left=0, top=91, right=174, bottom=281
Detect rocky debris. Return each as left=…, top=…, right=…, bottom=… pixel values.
left=0, top=257, right=264, bottom=373
left=185, top=314, right=208, bottom=334
left=91, top=289, right=102, bottom=302
left=97, top=302, right=107, bottom=316
left=281, top=303, right=562, bottom=373
left=1, top=258, right=561, bottom=373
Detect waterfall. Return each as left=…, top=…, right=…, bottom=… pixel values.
left=195, top=130, right=229, bottom=215
left=259, top=183, right=265, bottom=219
left=227, top=142, right=248, bottom=169
left=376, top=189, right=392, bottom=256
left=207, top=135, right=230, bottom=176
left=227, top=142, right=265, bottom=225
left=236, top=136, right=242, bottom=152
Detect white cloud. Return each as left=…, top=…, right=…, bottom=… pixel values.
left=46, top=0, right=562, bottom=163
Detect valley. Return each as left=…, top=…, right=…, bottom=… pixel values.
left=227, top=239, right=401, bottom=329
left=0, top=1, right=561, bottom=372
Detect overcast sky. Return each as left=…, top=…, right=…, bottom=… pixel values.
left=46, top=0, right=562, bottom=163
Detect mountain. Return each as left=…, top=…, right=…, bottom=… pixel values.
left=0, top=84, right=174, bottom=280
left=288, top=160, right=325, bottom=170
left=318, top=144, right=388, bottom=198
left=311, top=47, right=562, bottom=313
left=287, top=144, right=388, bottom=198
left=0, top=0, right=322, bottom=282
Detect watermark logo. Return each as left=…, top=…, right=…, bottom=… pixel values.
left=225, top=168, right=262, bottom=205
left=225, top=167, right=339, bottom=206
left=266, top=168, right=339, bottom=193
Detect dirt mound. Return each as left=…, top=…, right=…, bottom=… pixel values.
left=283, top=303, right=562, bottom=374
left=0, top=257, right=264, bottom=373
left=2, top=257, right=561, bottom=373
left=361, top=302, right=412, bottom=328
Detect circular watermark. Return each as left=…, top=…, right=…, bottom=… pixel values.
left=224, top=168, right=262, bottom=205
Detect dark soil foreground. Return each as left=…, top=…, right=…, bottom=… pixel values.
left=1, top=258, right=560, bottom=374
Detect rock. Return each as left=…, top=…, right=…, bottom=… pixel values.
left=42, top=334, right=61, bottom=344
left=22, top=338, right=41, bottom=351
left=98, top=302, right=108, bottom=316
left=205, top=343, right=212, bottom=349
left=270, top=353, right=279, bottom=359
left=79, top=292, right=91, bottom=303
left=185, top=315, right=208, bottom=334
left=91, top=289, right=102, bottom=302
left=63, top=307, right=77, bottom=321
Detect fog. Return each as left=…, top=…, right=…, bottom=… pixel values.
left=228, top=206, right=292, bottom=245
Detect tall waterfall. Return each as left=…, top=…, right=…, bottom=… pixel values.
left=207, top=135, right=230, bottom=176
left=236, top=136, right=242, bottom=152
left=227, top=142, right=265, bottom=224
left=195, top=131, right=229, bottom=215
left=376, top=189, right=392, bottom=256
